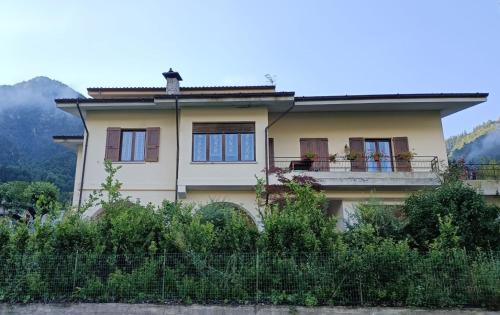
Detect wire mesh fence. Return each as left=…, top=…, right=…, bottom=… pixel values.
left=0, top=251, right=498, bottom=308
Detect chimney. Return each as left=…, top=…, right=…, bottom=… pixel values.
left=162, top=68, right=183, bottom=95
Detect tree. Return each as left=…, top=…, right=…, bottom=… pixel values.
left=0, top=181, right=59, bottom=221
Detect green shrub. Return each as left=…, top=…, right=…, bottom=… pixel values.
left=198, top=202, right=258, bottom=253
left=0, top=181, right=30, bottom=205
left=259, top=181, right=342, bottom=254
left=161, top=202, right=215, bottom=254
left=403, top=181, right=500, bottom=251
left=98, top=200, right=164, bottom=256
left=0, top=181, right=60, bottom=219
left=24, top=182, right=59, bottom=216
left=347, top=200, right=404, bottom=240
left=0, top=159, right=499, bottom=308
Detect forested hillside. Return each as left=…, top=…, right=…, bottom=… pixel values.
left=0, top=77, right=83, bottom=193
left=446, top=118, right=500, bottom=163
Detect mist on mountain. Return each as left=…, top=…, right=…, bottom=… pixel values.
left=0, top=77, right=83, bottom=193
left=447, top=119, right=500, bottom=163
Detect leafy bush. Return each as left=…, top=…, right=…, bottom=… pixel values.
left=0, top=181, right=60, bottom=220
left=259, top=181, right=342, bottom=254
left=403, top=181, right=500, bottom=251
left=198, top=202, right=258, bottom=253
left=98, top=200, right=164, bottom=256
left=0, top=160, right=499, bottom=308
left=346, top=200, right=404, bottom=241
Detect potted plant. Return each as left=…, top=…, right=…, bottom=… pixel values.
left=371, top=151, right=384, bottom=162
left=344, top=145, right=360, bottom=161
left=346, top=152, right=359, bottom=161
left=303, top=151, right=317, bottom=161
left=297, top=151, right=316, bottom=170
left=329, top=153, right=337, bottom=163
left=396, top=151, right=416, bottom=161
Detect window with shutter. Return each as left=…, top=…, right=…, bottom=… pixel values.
left=145, top=127, right=160, bottom=162
left=268, top=138, right=275, bottom=169
left=105, top=128, right=121, bottom=162
left=105, top=127, right=158, bottom=162
left=364, top=139, right=393, bottom=172
left=119, top=130, right=147, bottom=162
left=299, top=138, right=329, bottom=171
left=192, top=122, right=255, bottom=162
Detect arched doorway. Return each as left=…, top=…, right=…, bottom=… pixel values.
left=198, top=201, right=257, bottom=229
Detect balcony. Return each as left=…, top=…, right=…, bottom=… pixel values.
left=461, top=163, right=500, bottom=180
left=461, top=163, right=500, bottom=198
left=269, top=156, right=441, bottom=188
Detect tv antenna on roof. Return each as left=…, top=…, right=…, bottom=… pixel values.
left=264, top=74, right=277, bottom=85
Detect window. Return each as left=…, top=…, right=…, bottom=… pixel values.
left=120, top=130, right=146, bottom=161
left=364, top=139, right=393, bottom=172
left=192, top=123, right=255, bottom=162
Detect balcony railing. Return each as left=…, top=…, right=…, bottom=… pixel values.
left=271, top=156, right=440, bottom=173
left=461, top=163, right=500, bottom=180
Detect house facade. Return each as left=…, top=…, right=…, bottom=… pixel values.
left=53, top=69, right=488, bottom=227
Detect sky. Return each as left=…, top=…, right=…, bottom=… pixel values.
left=0, top=0, right=499, bottom=138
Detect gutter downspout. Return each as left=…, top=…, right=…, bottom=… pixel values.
left=174, top=96, right=180, bottom=204
left=264, top=101, right=295, bottom=204
left=76, top=99, right=89, bottom=212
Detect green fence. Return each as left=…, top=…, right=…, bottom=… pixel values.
left=0, top=252, right=498, bottom=308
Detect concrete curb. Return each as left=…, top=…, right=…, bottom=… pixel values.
left=0, top=303, right=497, bottom=315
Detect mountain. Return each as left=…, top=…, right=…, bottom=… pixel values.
left=446, top=118, right=500, bottom=163
left=0, top=77, right=84, bottom=193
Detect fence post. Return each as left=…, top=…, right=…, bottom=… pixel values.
left=255, top=249, right=259, bottom=305
left=162, top=249, right=166, bottom=301
left=358, top=277, right=363, bottom=305
left=72, top=250, right=79, bottom=291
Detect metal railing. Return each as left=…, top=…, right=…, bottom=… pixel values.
left=271, top=156, right=439, bottom=173
left=461, top=163, right=500, bottom=180
left=0, top=251, right=498, bottom=307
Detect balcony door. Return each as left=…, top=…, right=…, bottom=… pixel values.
left=299, top=138, right=329, bottom=171
left=364, top=139, right=393, bottom=172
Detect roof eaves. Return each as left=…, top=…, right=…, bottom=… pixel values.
left=294, top=93, right=489, bottom=102
left=52, top=135, right=84, bottom=140
left=55, top=97, right=155, bottom=104
left=87, top=87, right=164, bottom=92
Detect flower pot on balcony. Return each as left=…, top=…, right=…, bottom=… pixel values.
left=302, top=159, right=313, bottom=169
left=346, top=152, right=359, bottom=161
left=396, top=151, right=416, bottom=161
left=371, top=152, right=384, bottom=162
left=291, top=158, right=313, bottom=171
left=303, top=151, right=317, bottom=160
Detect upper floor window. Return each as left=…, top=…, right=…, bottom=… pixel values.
left=105, top=127, right=160, bottom=162
left=192, top=122, right=255, bottom=162
left=120, top=130, right=146, bottom=161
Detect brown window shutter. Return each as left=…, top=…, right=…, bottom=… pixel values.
left=105, top=127, right=121, bottom=162
left=316, top=139, right=330, bottom=171
left=193, top=122, right=255, bottom=134
left=268, top=138, right=275, bottom=169
left=300, top=138, right=329, bottom=171
left=393, top=137, right=411, bottom=172
left=349, top=137, right=366, bottom=172
left=145, top=127, right=160, bottom=162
